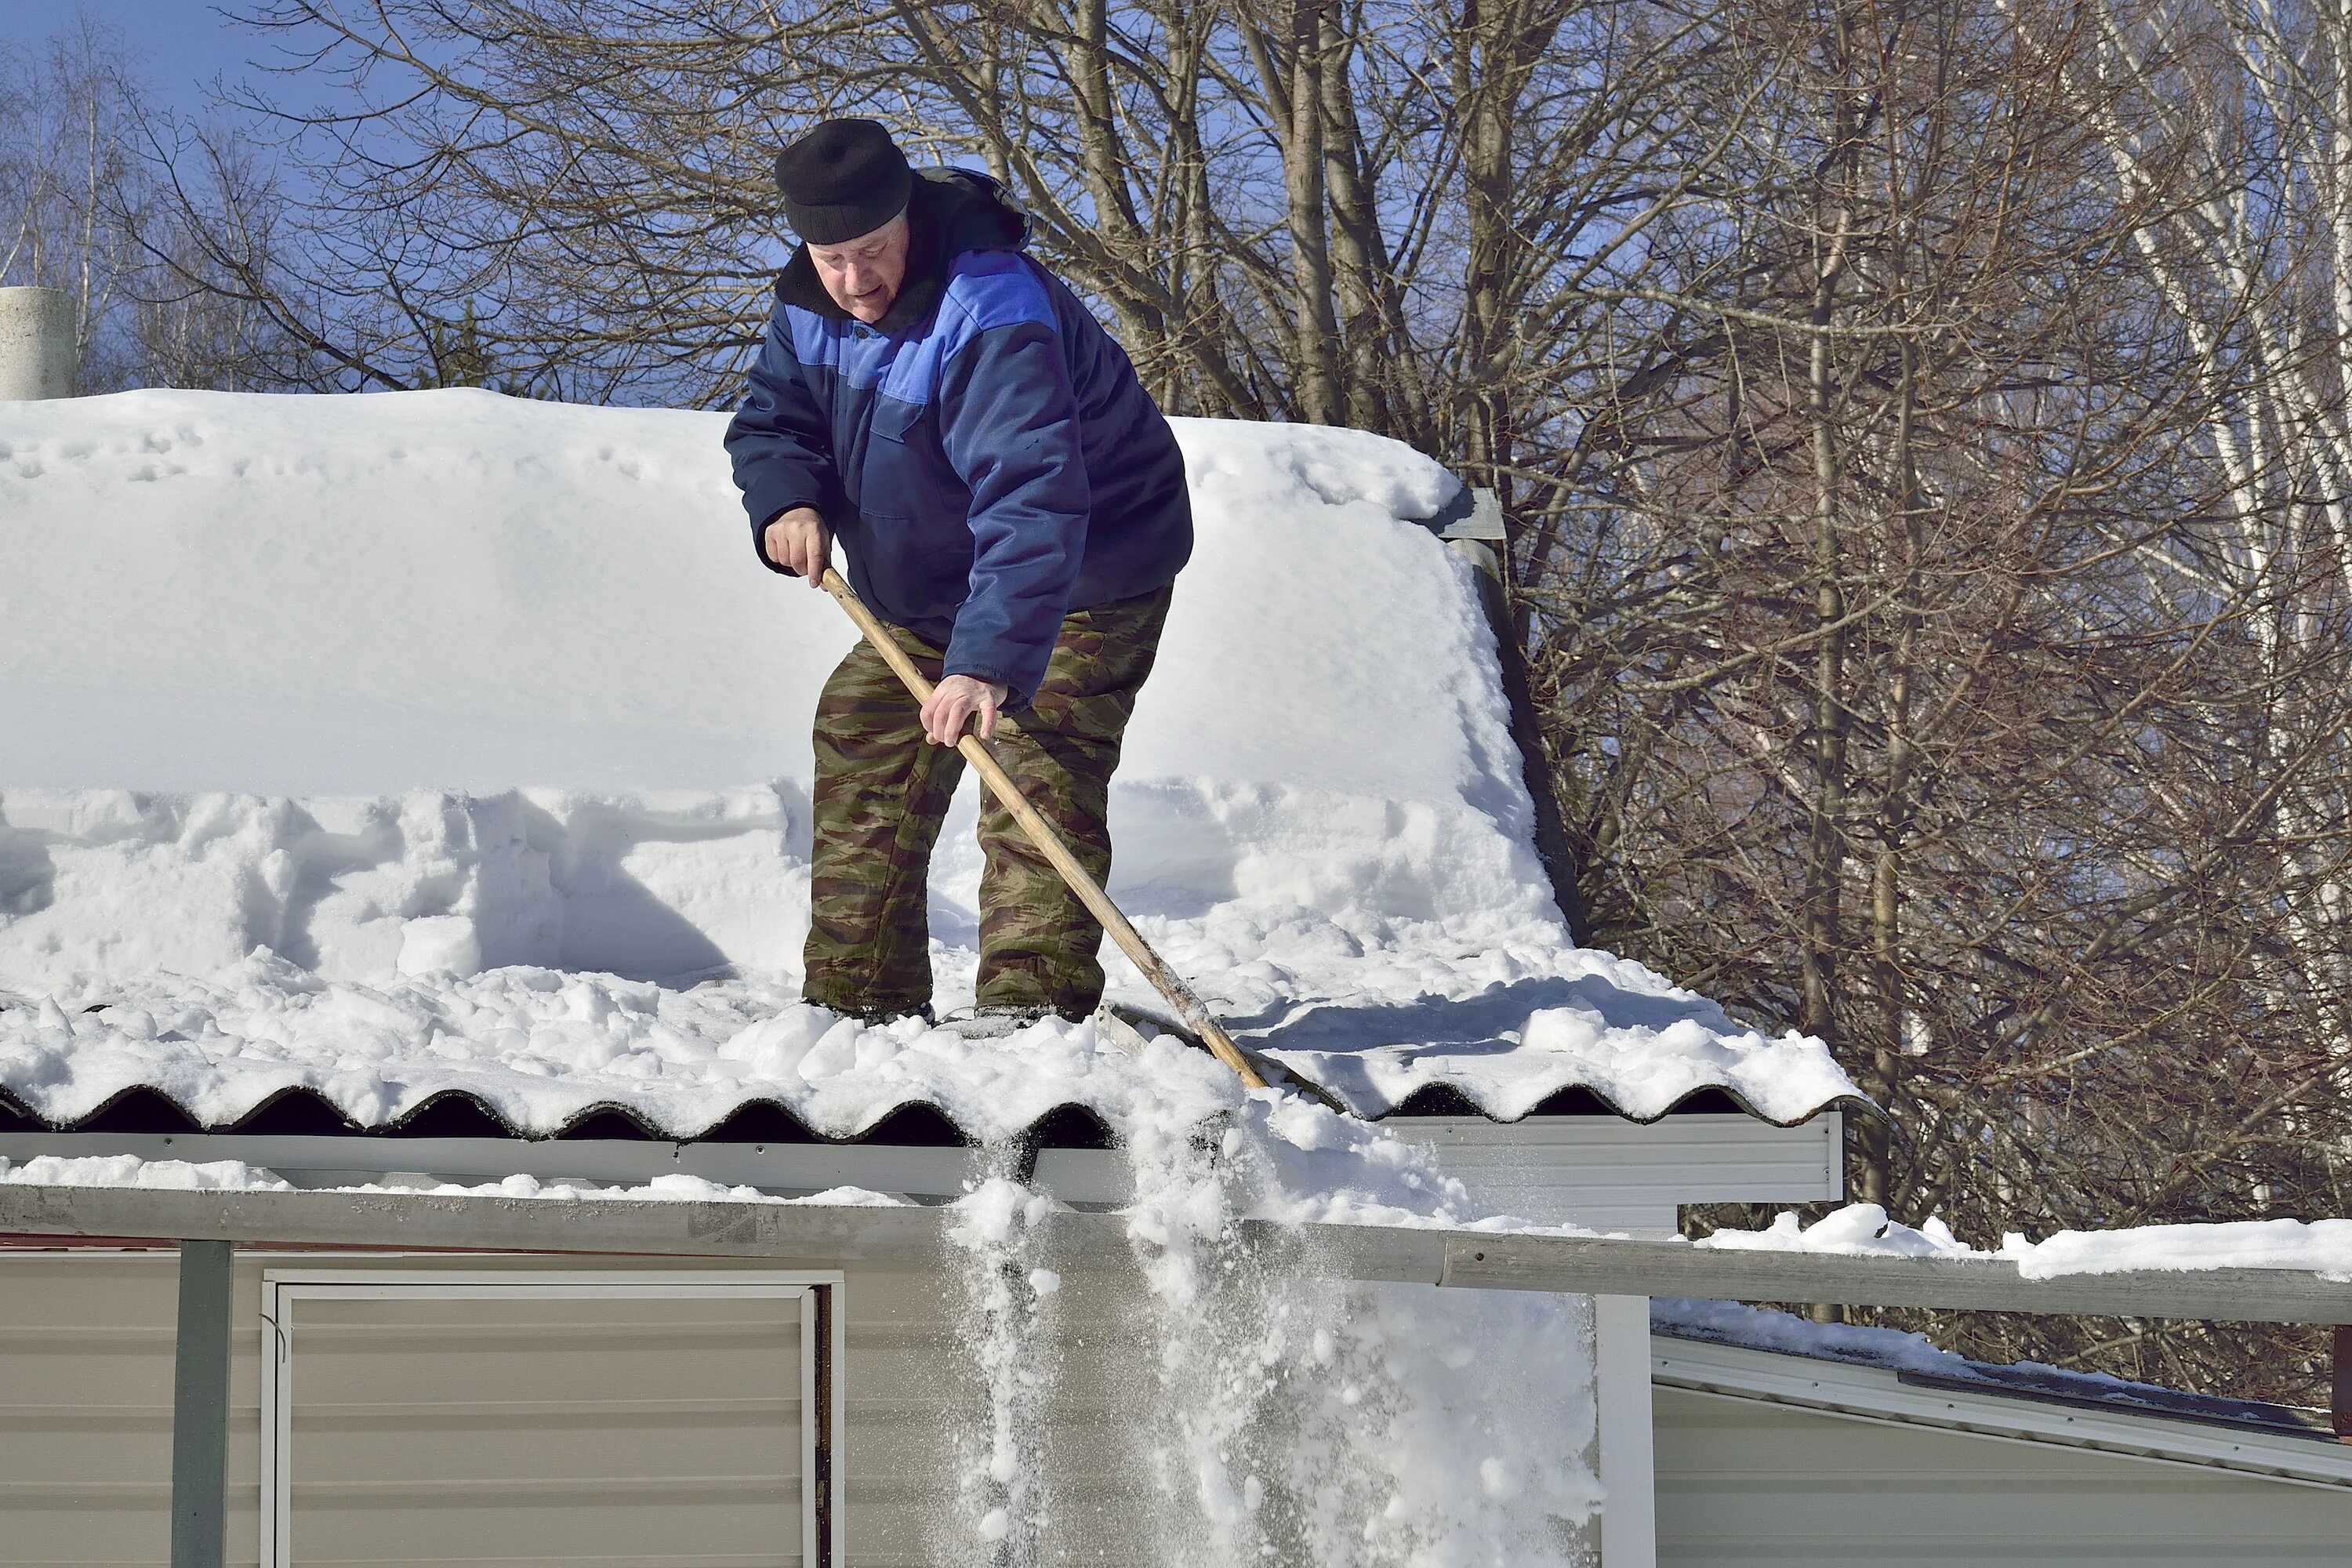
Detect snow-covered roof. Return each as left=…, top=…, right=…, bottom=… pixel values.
left=0, top=390, right=1860, bottom=1139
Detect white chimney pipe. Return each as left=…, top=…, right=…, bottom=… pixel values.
left=0, top=287, right=79, bottom=399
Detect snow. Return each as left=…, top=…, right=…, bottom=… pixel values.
left=2006, top=1217, right=2352, bottom=1280
left=0, top=951, right=1847, bottom=1138
left=1652, top=1296, right=1980, bottom=1374
left=0, top=387, right=1854, bottom=1127
left=0, top=389, right=1501, bottom=806
left=0, top=1152, right=294, bottom=1193
left=1698, top=1202, right=2352, bottom=1281
left=1696, top=1202, right=1981, bottom=1260
left=1087, top=1085, right=1602, bottom=1561
left=944, top=1175, right=1059, bottom=1559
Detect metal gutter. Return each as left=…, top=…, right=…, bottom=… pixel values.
left=0, top=1131, right=1130, bottom=1204
left=1651, top=1333, right=2352, bottom=1489
left=1892, top=1365, right=2330, bottom=1441
left=0, top=1111, right=1840, bottom=1223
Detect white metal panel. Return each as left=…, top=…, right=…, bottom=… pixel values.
left=2, top=1244, right=1612, bottom=1568
left=1653, top=1383, right=2352, bottom=1566
left=0, top=1113, right=1840, bottom=1217
left=1595, top=1294, right=1658, bottom=1568
left=1396, top=1112, right=1843, bottom=1227
left=0, top=1131, right=989, bottom=1200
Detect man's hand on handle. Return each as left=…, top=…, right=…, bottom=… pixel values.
left=764, top=506, right=832, bottom=586
left=923, top=675, right=1007, bottom=746
left=779, top=517, right=1008, bottom=745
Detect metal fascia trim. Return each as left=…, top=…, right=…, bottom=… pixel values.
left=1650, top=1334, right=2352, bottom=1489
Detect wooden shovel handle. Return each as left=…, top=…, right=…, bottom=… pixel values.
left=818, top=570, right=1269, bottom=1091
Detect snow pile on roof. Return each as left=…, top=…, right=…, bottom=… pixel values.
left=1653, top=1295, right=1986, bottom=1374
left=1699, top=1201, right=2352, bottom=1279
left=0, top=389, right=1854, bottom=1127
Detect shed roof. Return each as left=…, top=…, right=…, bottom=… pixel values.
left=0, top=391, right=1860, bottom=1142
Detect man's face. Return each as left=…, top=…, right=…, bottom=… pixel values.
left=808, top=213, right=910, bottom=325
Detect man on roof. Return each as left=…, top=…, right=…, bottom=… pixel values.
left=726, top=118, right=1192, bottom=1035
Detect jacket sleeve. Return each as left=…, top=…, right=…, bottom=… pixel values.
left=935, top=318, right=1090, bottom=706
left=724, top=308, right=837, bottom=575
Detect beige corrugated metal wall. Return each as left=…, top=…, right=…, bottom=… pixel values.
left=285, top=1292, right=803, bottom=1565
left=1654, top=1384, right=2352, bottom=1566
left=0, top=1252, right=172, bottom=1564
left=0, top=1249, right=1164, bottom=1568
left=29, top=1250, right=2347, bottom=1568
left=0, top=1252, right=264, bottom=1566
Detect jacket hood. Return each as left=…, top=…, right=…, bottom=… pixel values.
left=773, top=167, right=1031, bottom=333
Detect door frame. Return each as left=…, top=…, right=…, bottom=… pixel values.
left=259, top=1265, right=846, bottom=1568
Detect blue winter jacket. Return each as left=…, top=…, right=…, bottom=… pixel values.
left=725, top=169, right=1192, bottom=707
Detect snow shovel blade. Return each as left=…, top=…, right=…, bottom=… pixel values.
left=1098, top=1001, right=1348, bottom=1115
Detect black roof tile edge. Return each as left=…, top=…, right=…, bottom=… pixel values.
left=1373, top=1080, right=1874, bottom=1129
left=847, top=1101, right=973, bottom=1148
left=1621, top=1087, right=1878, bottom=1129
left=383, top=1090, right=517, bottom=1139
left=225, top=1086, right=364, bottom=1137
left=551, top=1102, right=671, bottom=1142
left=62, top=1085, right=205, bottom=1135
left=1016, top=1102, right=1119, bottom=1152
left=0, top=1084, right=41, bottom=1133
left=1, top=1078, right=1865, bottom=1140
left=690, top=1098, right=825, bottom=1145
left=1893, top=1366, right=2337, bottom=1443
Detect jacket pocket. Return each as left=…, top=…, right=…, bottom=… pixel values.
left=853, top=511, right=972, bottom=621
left=857, top=396, right=957, bottom=527
left=869, top=395, right=925, bottom=445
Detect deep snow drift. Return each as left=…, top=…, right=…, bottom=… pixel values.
left=0, top=388, right=1852, bottom=1129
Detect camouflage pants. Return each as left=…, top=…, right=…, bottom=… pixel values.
left=802, top=586, right=1172, bottom=1022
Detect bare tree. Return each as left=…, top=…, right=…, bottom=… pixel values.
left=179, top=0, right=1729, bottom=443
left=1522, top=0, right=2352, bottom=1401
left=1, top=14, right=147, bottom=388
left=0, top=12, right=307, bottom=391
left=111, top=0, right=2352, bottom=1408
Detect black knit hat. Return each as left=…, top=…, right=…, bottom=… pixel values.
left=773, top=118, right=913, bottom=245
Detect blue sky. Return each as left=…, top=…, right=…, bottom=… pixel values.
left=2, top=2, right=274, bottom=118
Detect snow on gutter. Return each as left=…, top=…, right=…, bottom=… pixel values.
left=7, top=1181, right=2352, bottom=1325
left=1694, top=1200, right=2352, bottom=1282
